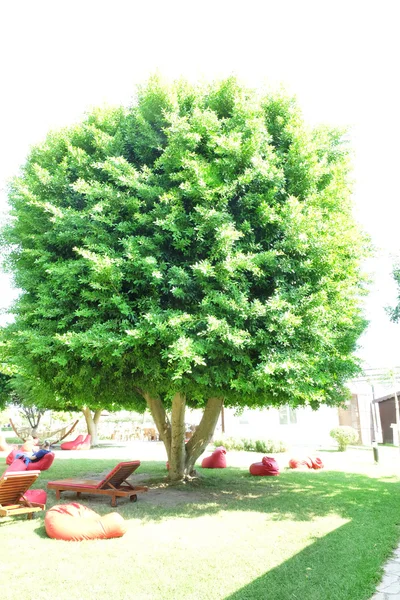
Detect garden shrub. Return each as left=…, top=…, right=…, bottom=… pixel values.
left=330, top=426, right=359, bottom=451
left=213, top=437, right=287, bottom=453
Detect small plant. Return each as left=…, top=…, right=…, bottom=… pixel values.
left=330, top=426, right=359, bottom=451
left=213, top=437, right=287, bottom=453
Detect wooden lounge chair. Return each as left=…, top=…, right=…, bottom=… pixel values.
left=47, top=460, right=148, bottom=507
left=0, top=470, right=46, bottom=519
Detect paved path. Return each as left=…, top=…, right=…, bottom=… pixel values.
left=371, top=547, right=400, bottom=599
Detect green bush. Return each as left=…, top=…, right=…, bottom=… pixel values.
left=330, top=426, right=359, bottom=451
left=213, top=437, right=287, bottom=453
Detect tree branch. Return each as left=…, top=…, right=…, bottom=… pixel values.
left=185, top=397, right=224, bottom=473
left=143, top=392, right=172, bottom=457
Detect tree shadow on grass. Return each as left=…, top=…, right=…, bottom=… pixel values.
left=223, top=517, right=398, bottom=600
left=5, top=456, right=400, bottom=525
left=33, top=523, right=48, bottom=538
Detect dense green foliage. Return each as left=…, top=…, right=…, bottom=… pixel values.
left=1, top=77, right=368, bottom=416
left=330, top=425, right=359, bottom=451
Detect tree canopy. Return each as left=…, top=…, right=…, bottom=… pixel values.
left=1, top=76, right=369, bottom=478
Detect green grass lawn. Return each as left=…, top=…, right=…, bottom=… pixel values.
left=1, top=447, right=400, bottom=600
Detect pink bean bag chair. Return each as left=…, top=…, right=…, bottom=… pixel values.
left=250, top=456, right=280, bottom=476
left=6, top=450, right=55, bottom=471
left=201, top=446, right=227, bottom=469
left=60, top=434, right=91, bottom=451
left=45, top=503, right=127, bottom=541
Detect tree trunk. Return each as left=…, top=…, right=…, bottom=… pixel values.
left=184, top=397, right=224, bottom=475
left=143, top=391, right=224, bottom=481
left=81, top=406, right=102, bottom=446
left=169, top=393, right=186, bottom=481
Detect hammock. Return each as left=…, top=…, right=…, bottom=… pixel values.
left=9, top=418, right=80, bottom=444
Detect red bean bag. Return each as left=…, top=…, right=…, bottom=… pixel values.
left=61, top=434, right=91, bottom=451
left=250, top=456, right=280, bottom=476
left=24, top=489, right=47, bottom=505
left=289, top=456, right=324, bottom=470
left=45, top=503, right=127, bottom=541
left=6, top=448, right=22, bottom=465
left=27, top=452, right=55, bottom=471
left=6, top=446, right=40, bottom=465
left=6, top=451, right=55, bottom=471
left=309, top=456, right=324, bottom=470
left=201, top=446, right=227, bottom=469
left=60, top=435, right=84, bottom=450
left=4, top=460, right=28, bottom=473
left=288, top=457, right=313, bottom=469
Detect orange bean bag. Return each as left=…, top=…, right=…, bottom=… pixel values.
left=250, top=456, right=280, bottom=476
left=45, top=503, right=127, bottom=541
left=201, top=446, right=227, bottom=468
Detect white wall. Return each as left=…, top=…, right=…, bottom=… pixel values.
left=212, top=405, right=340, bottom=447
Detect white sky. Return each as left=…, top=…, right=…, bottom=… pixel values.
left=0, top=0, right=399, bottom=370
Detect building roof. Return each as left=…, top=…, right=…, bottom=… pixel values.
left=373, top=391, right=400, bottom=403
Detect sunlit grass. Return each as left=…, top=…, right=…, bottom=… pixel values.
left=1, top=446, right=400, bottom=599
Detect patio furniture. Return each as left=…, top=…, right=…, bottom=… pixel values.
left=47, top=460, right=148, bottom=507
left=0, top=470, right=46, bottom=519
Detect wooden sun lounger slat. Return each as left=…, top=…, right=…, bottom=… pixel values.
left=0, top=471, right=45, bottom=519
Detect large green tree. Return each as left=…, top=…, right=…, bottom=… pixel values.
left=1, top=77, right=369, bottom=479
